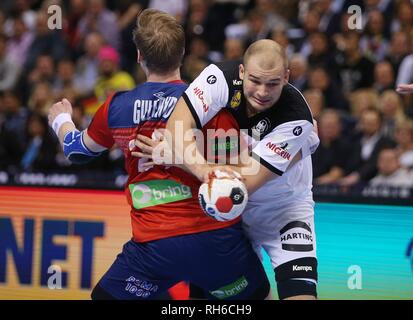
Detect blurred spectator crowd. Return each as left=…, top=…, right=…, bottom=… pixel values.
left=1, top=0, right=413, bottom=189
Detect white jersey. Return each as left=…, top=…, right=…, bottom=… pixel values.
left=183, top=61, right=317, bottom=207
left=184, top=61, right=319, bottom=280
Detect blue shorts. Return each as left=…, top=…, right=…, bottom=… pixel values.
left=95, top=222, right=269, bottom=300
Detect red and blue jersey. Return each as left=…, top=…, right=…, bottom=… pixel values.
left=87, top=81, right=240, bottom=242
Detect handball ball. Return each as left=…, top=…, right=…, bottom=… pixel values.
left=198, top=170, right=248, bottom=222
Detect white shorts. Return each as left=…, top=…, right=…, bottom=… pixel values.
left=242, top=196, right=317, bottom=285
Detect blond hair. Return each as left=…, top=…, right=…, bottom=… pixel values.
left=133, top=9, right=185, bottom=74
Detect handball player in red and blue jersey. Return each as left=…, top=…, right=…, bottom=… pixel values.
left=47, top=9, right=269, bottom=300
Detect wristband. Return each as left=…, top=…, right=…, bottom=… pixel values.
left=52, top=113, right=74, bottom=136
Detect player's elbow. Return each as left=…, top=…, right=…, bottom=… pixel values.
left=65, top=152, right=96, bottom=164
left=63, top=130, right=102, bottom=164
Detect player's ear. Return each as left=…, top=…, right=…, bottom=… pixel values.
left=137, top=49, right=144, bottom=63
left=239, top=64, right=245, bottom=80
left=284, top=68, right=290, bottom=84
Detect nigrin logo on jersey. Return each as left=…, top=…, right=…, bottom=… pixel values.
left=193, top=87, right=209, bottom=112
left=133, top=96, right=177, bottom=124
left=266, top=142, right=292, bottom=160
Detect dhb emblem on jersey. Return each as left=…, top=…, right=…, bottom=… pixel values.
left=293, top=126, right=303, bottom=136
left=252, top=118, right=270, bottom=135
left=230, top=90, right=242, bottom=108
left=207, top=75, right=217, bottom=84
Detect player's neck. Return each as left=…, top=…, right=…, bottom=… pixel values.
left=246, top=102, right=258, bottom=118
left=146, top=69, right=182, bottom=83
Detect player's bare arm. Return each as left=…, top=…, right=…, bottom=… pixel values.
left=135, top=111, right=315, bottom=195
left=159, top=98, right=285, bottom=194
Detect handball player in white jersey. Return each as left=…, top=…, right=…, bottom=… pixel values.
left=137, top=39, right=320, bottom=300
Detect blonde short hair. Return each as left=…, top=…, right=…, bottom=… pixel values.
left=133, top=9, right=185, bottom=74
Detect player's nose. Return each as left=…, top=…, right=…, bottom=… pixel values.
left=256, top=85, right=269, bottom=98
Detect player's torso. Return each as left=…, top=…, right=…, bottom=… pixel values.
left=215, top=61, right=315, bottom=205
left=107, top=82, right=184, bottom=154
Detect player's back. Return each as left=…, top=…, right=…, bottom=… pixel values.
left=106, top=82, right=186, bottom=178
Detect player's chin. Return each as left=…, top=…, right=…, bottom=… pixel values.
left=249, top=99, right=273, bottom=112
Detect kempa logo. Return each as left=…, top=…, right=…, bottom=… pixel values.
left=207, top=75, right=217, bottom=84
left=209, top=276, right=249, bottom=299
left=129, top=180, right=192, bottom=209
left=293, top=265, right=313, bottom=272
left=293, top=126, right=303, bottom=136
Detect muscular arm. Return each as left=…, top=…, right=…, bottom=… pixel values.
left=163, top=94, right=318, bottom=195
left=166, top=98, right=284, bottom=195
left=165, top=97, right=209, bottom=174
left=55, top=120, right=105, bottom=153
left=163, top=63, right=317, bottom=194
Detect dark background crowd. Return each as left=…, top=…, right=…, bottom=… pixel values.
left=1, top=0, right=413, bottom=189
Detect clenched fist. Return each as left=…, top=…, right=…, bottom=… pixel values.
left=48, top=98, right=73, bottom=127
